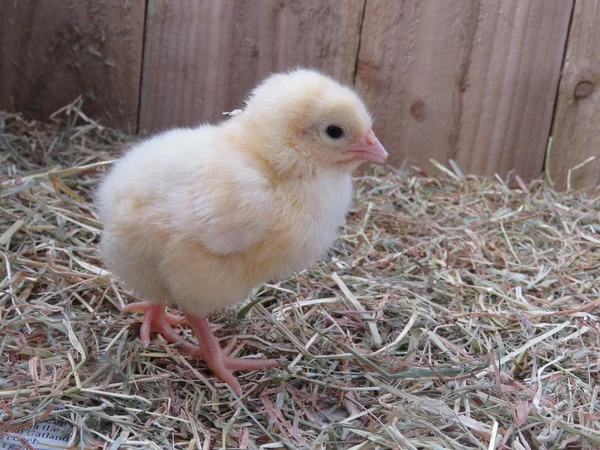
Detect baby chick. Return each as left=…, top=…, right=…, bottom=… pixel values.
left=96, top=69, right=387, bottom=394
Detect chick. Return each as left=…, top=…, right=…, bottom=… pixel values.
left=96, top=69, right=387, bottom=394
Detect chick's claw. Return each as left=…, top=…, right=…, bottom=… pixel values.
left=123, top=302, right=278, bottom=393
left=184, top=312, right=280, bottom=395
left=124, top=302, right=201, bottom=354
left=124, top=301, right=186, bottom=325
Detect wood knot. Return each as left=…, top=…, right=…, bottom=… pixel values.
left=574, top=81, right=594, bottom=99
left=410, top=100, right=426, bottom=122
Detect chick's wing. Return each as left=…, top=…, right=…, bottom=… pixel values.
left=163, top=159, right=272, bottom=256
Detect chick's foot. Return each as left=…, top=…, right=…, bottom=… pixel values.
left=124, top=302, right=200, bottom=354
left=124, top=301, right=186, bottom=325
left=184, top=312, right=280, bottom=395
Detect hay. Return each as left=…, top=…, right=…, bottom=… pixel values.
left=1, top=106, right=599, bottom=450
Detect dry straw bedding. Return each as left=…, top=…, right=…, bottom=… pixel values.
left=1, top=106, right=599, bottom=449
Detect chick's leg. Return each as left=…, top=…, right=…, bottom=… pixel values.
left=183, top=312, right=280, bottom=395
left=124, top=302, right=200, bottom=354
left=125, top=301, right=186, bottom=325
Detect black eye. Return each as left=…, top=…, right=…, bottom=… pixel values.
left=325, top=125, right=344, bottom=139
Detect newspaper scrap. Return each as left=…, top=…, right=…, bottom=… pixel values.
left=1, top=416, right=72, bottom=450
left=0, top=379, right=73, bottom=450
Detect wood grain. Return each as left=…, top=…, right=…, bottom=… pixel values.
left=355, top=0, right=573, bottom=181
left=139, top=0, right=365, bottom=133
left=0, top=0, right=145, bottom=132
left=549, top=0, right=600, bottom=191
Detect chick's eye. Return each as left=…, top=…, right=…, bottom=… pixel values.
left=325, top=125, right=344, bottom=140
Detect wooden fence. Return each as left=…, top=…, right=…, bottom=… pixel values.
left=1, top=0, right=598, bottom=190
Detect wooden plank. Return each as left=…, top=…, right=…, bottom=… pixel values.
left=139, top=0, right=364, bottom=133
left=549, top=0, right=600, bottom=191
left=355, top=0, right=573, bottom=181
left=0, top=0, right=145, bottom=132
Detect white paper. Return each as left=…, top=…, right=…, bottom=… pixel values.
left=0, top=379, right=73, bottom=449
left=1, top=416, right=72, bottom=450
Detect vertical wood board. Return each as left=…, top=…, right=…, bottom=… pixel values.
left=139, top=0, right=365, bottom=133
left=355, top=0, right=573, bottom=181
left=549, top=0, right=600, bottom=191
left=0, top=0, right=145, bottom=132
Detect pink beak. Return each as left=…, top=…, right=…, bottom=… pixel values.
left=344, top=129, right=388, bottom=164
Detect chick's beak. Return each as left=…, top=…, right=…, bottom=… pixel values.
left=344, top=129, right=388, bottom=164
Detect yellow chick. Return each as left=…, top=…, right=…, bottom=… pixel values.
left=96, top=69, right=387, bottom=394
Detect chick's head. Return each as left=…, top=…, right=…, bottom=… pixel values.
left=239, top=69, right=388, bottom=176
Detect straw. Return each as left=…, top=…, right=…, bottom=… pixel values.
left=1, top=108, right=599, bottom=448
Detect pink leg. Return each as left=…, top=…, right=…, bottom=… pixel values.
left=124, top=302, right=200, bottom=354
left=183, top=312, right=280, bottom=395
left=124, top=301, right=186, bottom=325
